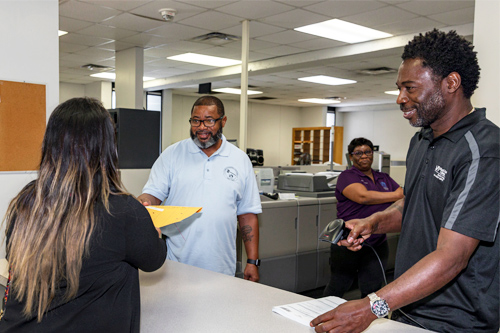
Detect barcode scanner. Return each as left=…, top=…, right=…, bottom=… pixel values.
left=319, top=219, right=352, bottom=244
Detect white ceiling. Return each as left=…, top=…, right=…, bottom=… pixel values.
left=59, top=0, right=475, bottom=108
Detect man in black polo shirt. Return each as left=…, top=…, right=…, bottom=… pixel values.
left=311, top=29, right=499, bottom=333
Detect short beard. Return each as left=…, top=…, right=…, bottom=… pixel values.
left=190, top=126, right=223, bottom=149
left=408, top=88, right=446, bottom=128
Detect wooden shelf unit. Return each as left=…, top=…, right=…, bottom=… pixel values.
left=291, top=127, right=343, bottom=165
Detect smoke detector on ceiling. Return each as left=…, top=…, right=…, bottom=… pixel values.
left=159, top=8, right=177, bottom=21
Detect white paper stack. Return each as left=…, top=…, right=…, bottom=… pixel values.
left=272, top=296, right=347, bottom=327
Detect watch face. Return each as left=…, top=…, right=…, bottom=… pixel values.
left=372, top=299, right=390, bottom=318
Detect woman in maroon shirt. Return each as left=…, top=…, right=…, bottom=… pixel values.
left=323, top=137, right=403, bottom=298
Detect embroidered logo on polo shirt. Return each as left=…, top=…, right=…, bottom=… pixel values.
left=380, top=181, right=389, bottom=191
left=433, top=165, right=447, bottom=182
left=224, top=167, right=238, bottom=181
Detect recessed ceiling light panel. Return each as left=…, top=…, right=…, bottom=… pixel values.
left=212, top=88, right=262, bottom=95
left=167, top=53, right=241, bottom=67
left=295, top=19, right=392, bottom=43
left=298, top=98, right=341, bottom=104
left=384, top=90, right=400, bottom=96
left=299, top=75, right=356, bottom=86
left=90, top=72, right=155, bottom=81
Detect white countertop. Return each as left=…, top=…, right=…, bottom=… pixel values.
left=139, top=260, right=429, bottom=333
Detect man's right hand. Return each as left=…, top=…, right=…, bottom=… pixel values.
left=337, top=217, right=375, bottom=251
left=137, top=193, right=161, bottom=206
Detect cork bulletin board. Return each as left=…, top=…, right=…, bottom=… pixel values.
left=0, top=80, right=46, bottom=171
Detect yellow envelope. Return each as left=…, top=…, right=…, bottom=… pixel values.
left=145, top=205, right=202, bottom=228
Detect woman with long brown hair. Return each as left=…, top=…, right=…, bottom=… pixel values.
left=0, top=97, right=166, bottom=332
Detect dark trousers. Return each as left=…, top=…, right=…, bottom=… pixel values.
left=323, top=241, right=389, bottom=298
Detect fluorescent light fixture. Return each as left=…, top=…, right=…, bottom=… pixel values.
left=295, top=19, right=392, bottom=43
left=91, top=72, right=116, bottom=80
left=384, top=90, right=400, bottom=96
left=299, top=98, right=341, bottom=105
left=58, top=30, right=68, bottom=37
left=90, top=72, right=155, bottom=81
left=299, top=75, right=356, bottom=86
left=212, top=88, right=262, bottom=95
left=167, top=53, right=241, bottom=67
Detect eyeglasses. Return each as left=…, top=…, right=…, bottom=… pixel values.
left=189, top=117, right=222, bottom=127
left=351, top=150, right=373, bottom=157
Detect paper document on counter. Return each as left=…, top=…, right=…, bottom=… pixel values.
left=145, top=205, right=202, bottom=228
left=272, top=296, right=347, bottom=327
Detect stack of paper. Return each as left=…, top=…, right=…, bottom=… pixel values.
left=272, top=296, right=346, bottom=327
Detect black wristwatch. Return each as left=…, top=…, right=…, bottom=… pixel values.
left=247, top=259, right=261, bottom=267
left=368, top=293, right=390, bottom=318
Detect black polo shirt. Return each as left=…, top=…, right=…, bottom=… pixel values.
left=395, top=108, right=500, bottom=332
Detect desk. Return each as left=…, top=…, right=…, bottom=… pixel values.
left=139, top=260, right=429, bottom=332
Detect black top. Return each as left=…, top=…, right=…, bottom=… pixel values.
left=395, top=109, right=500, bottom=332
left=0, top=194, right=167, bottom=332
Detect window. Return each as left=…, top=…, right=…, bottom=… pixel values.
left=111, top=82, right=116, bottom=109
left=326, top=106, right=336, bottom=127
left=146, top=91, right=162, bottom=111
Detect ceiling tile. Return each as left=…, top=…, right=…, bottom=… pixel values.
left=428, top=7, right=475, bottom=26
left=257, top=30, right=314, bottom=44
left=222, top=39, right=282, bottom=52
left=178, top=11, right=244, bottom=30
left=146, top=23, right=209, bottom=41
left=288, top=37, right=345, bottom=51
left=376, top=17, right=444, bottom=35
left=258, top=44, right=307, bottom=57
left=260, top=8, right=330, bottom=29
left=101, top=13, right=167, bottom=32
left=215, top=1, right=295, bottom=19
left=396, top=0, right=474, bottom=16
left=303, top=1, right=387, bottom=19
left=59, top=33, right=113, bottom=47
left=59, top=1, right=120, bottom=22
left=344, top=6, right=418, bottom=29
left=79, top=0, right=153, bottom=12
left=221, top=21, right=286, bottom=38
left=176, top=1, right=239, bottom=9
left=59, top=16, right=94, bottom=32
left=75, top=47, right=116, bottom=59
left=144, top=46, right=185, bottom=58
left=131, top=1, right=208, bottom=21
left=59, top=42, right=89, bottom=53
left=162, top=40, right=215, bottom=52
left=100, top=40, right=138, bottom=51
left=77, top=24, right=139, bottom=40
left=120, top=33, right=173, bottom=47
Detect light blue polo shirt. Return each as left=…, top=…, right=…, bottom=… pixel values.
left=142, top=135, right=262, bottom=275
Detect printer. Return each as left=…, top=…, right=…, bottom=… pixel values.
left=277, top=172, right=339, bottom=198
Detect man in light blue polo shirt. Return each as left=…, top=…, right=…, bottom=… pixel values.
left=138, top=96, right=262, bottom=281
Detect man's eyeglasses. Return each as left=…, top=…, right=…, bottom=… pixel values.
left=189, top=117, right=222, bottom=127
left=351, top=150, right=373, bottom=157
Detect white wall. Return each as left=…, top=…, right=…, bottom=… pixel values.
left=339, top=105, right=418, bottom=163
left=472, top=0, right=500, bottom=126
left=60, top=82, right=85, bottom=103
left=0, top=1, right=59, bottom=259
